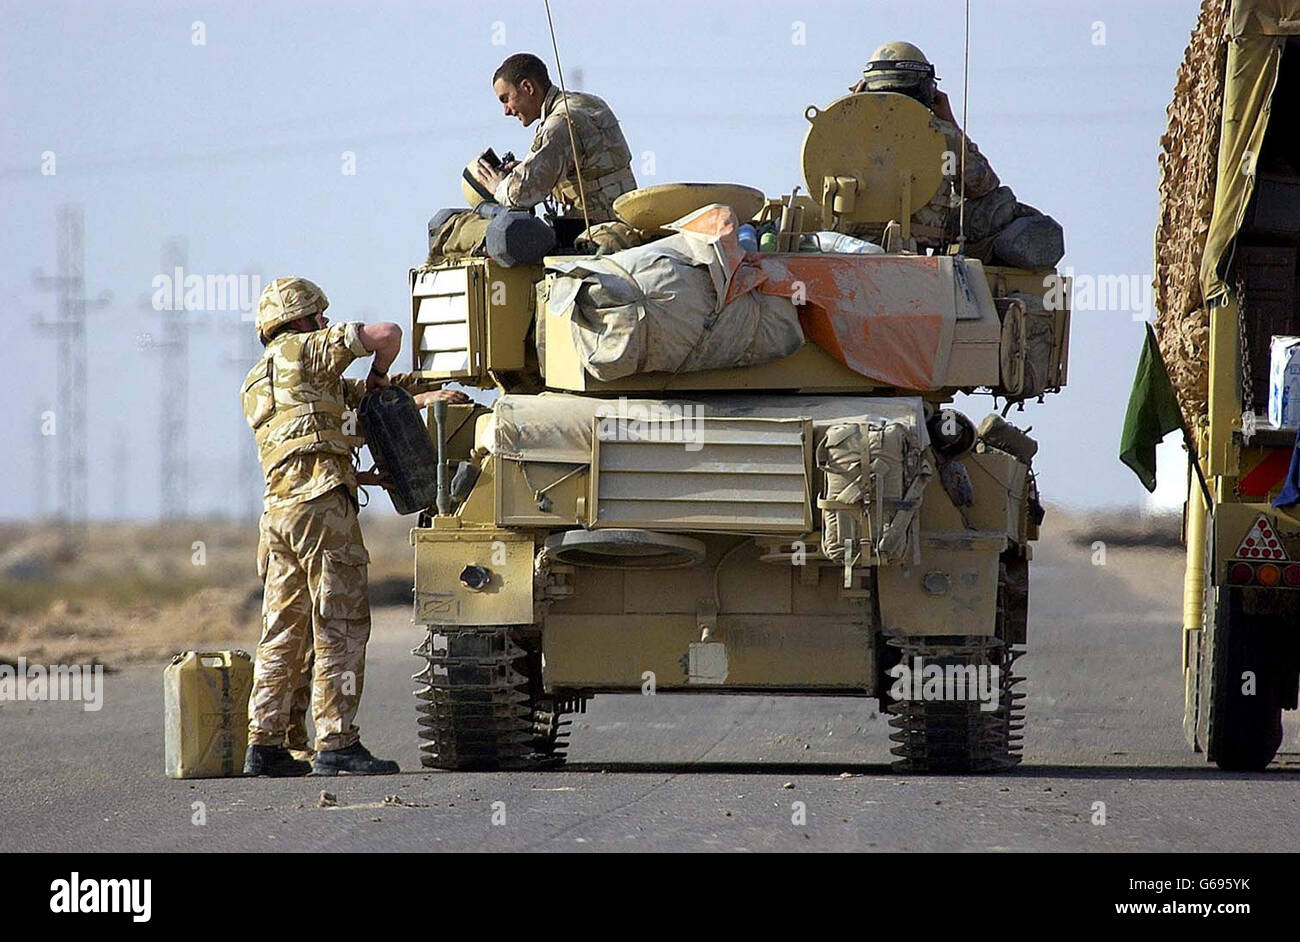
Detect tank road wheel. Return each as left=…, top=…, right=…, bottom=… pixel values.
left=411, top=625, right=583, bottom=770
left=1202, top=589, right=1286, bottom=772
left=886, top=636, right=1025, bottom=773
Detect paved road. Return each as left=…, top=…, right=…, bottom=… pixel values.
left=2, top=531, right=1297, bottom=852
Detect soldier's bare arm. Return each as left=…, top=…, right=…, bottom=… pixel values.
left=356, top=322, right=402, bottom=374
left=353, top=321, right=402, bottom=393
left=412, top=388, right=471, bottom=407
left=342, top=374, right=470, bottom=411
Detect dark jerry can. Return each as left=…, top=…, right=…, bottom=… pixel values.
left=360, top=386, right=440, bottom=514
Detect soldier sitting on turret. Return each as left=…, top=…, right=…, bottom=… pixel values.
left=428, top=53, right=641, bottom=265
left=851, top=41, right=1063, bottom=268
left=473, top=52, right=637, bottom=226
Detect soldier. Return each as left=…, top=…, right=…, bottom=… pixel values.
left=851, top=42, right=1062, bottom=267
left=472, top=52, right=637, bottom=225
left=241, top=277, right=468, bottom=777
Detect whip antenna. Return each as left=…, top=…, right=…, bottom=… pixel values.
left=544, top=0, right=592, bottom=239
left=958, top=0, right=970, bottom=248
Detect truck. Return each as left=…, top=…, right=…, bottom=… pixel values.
left=1146, top=0, right=1300, bottom=770
left=400, top=88, right=1070, bottom=773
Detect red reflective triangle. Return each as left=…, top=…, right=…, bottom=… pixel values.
left=1235, top=514, right=1289, bottom=561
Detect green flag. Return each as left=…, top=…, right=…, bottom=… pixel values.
left=1119, top=323, right=1187, bottom=493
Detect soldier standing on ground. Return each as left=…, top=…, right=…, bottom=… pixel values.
left=240, top=277, right=467, bottom=777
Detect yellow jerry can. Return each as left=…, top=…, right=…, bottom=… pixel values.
left=163, top=650, right=254, bottom=778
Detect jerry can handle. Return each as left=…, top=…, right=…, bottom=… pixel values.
left=196, top=651, right=252, bottom=666
left=169, top=650, right=252, bottom=668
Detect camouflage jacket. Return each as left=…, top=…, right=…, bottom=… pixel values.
left=240, top=322, right=429, bottom=511
left=914, top=116, right=1001, bottom=235
left=497, top=85, right=636, bottom=221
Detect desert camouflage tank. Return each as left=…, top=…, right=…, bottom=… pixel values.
left=401, top=90, right=1070, bottom=772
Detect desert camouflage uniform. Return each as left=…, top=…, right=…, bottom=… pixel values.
left=496, top=85, right=636, bottom=221
left=285, top=645, right=314, bottom=753
left=241, top=321, right=428, bottom=752
left=841, top=98, right=1025, bottom=249
left=913, top=116, right=1002, bottom=240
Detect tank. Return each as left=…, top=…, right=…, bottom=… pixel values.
left=404, top=91, right=1071, bottom=772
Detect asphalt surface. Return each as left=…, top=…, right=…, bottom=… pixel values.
left=2, top=531, right=1297, bottom=853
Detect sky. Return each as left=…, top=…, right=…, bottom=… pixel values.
left=0, top=0, right=1200, bottom=521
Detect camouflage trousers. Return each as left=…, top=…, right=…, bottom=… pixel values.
left=285, top=648, right=314, bottom=752
left=248, top=487, right=372, bottom=752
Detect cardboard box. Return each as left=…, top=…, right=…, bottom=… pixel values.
left=1268, top=335, right=1300, bottom=428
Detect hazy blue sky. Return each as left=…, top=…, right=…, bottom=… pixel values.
left=2, top=0, right=1198, bottom=521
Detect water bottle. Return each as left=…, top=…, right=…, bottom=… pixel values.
left=812, top=231, right=885, bottom=254
left=737, top=224, right=759, bottom=253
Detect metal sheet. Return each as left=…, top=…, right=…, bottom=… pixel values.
left=590, top=416, right=812, bottom=534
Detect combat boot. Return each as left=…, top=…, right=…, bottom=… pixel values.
left=244, top=744, right=312, bottom=777
left=313, top=741, right=400, bottom=776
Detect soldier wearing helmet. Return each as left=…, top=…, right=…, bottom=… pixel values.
left=240, top=277, right=468, bottom=776
left=851, top=42, right=1063, bottom=266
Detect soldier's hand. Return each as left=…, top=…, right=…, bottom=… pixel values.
left=413, top=388, right=472, bottom=408
left=476, top=158, right=506, bottom=189
left=356, top=469, right=393, bottom=488
left=366, top=369, right=392, bottom=394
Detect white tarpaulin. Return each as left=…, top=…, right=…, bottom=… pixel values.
left=545, top=206, right=804, bottom=380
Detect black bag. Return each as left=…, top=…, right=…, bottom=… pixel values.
left=359, top=387, right=440, bottom=515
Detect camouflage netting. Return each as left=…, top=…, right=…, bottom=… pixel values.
left=1153, top=0, right=1231, bottom=433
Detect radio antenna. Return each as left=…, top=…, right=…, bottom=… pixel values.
left=958, top=0, right=970, bottom=249
left=544, top=0, right=593, bottom=239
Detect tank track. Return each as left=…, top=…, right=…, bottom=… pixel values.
left=412, top=626, right=583, bottom=770
left=885, top=635, right=1025, bottom=773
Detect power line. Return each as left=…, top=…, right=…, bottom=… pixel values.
left=144, top=238, right=200, bottom=520
left=223, top=263, right=266, bottom=521
left=33, top=205, right=109, bottom=556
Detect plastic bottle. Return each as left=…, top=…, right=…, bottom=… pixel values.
left=811, top=231, right=885, bottom=254
left=737, top=224, right=759, bottom=253
left=759, top=231, right=778, bottom=253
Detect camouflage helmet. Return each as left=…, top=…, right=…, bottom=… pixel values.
left=860, top=41, right=938, bottom=105
left=255, top=277, right=329, bottom=342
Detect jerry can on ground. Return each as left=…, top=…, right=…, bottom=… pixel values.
left=164, top=650, right=253, bottom=779
left=360, top=386, right=440, bottom=514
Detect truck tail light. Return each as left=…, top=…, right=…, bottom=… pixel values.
left=1228, top=562, right=1255, bottom=585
